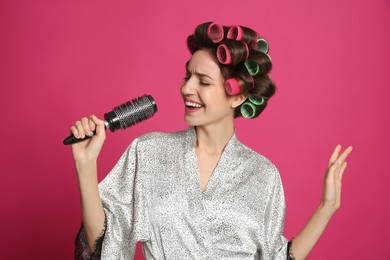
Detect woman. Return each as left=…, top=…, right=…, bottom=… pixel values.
left=71, top=22, right=352, bottom=259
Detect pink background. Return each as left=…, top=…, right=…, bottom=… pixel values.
left=1, top=0, right=389, bottom=259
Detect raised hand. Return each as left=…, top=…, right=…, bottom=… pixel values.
left=70, top=115, right=106, bottom=165
left=289, top=145, right=353, bottom=259
left=69, top=115, right=107, bottom=251
left=321, top=145, right=353, bottom=212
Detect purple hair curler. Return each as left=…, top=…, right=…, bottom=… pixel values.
left=224, top=78, right=241, bottom=95
left=217, top=44, right=232, bottom=64
left=227, top=25, right=244, bottom=41
left=207, top=23, right=224, bottom=43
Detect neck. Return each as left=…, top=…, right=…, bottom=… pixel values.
left=194, top=122, right=235, bottom=155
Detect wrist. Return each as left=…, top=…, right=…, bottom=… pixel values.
left=74, top=159, right=97, bottom=176
left=318, top=202, right=337, bottom=218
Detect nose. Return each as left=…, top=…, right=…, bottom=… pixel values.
left=181, top=77, right=196, bottom=96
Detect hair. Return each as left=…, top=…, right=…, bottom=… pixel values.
left=186, top=22, right=276, bottom=119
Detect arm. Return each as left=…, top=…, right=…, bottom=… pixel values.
left=289, top=145, right=353, bottom=259
left=71, top=115, right=107, bottom=252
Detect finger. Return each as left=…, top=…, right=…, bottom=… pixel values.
left=328, top=144, right=342, bottom=167
left=337, top=146, right=353, bottom=164
left=324, top=158, right=339, bottom=187
left=90, top=115, right=106, bottom=137
left=70, top=126, right=79, bottom=138
left=75, top=121, right=85, bottom=138
left=327, top=159, right=339, bottom=181
left=339, top=161, right=348, bottom=180
left=89, top=117, right=96, bottom=132
left=81, top=117, right=92, bottom=136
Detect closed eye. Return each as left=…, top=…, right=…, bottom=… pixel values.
left=183, top=69, right=212, bottom=86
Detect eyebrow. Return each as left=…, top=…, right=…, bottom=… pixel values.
left=184, top=62, right=215, bottom=81
left=195, top=72, right=214, bottom=80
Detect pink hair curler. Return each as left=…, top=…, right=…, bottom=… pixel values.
left=244, top=41, right=249, bottom=60
left=224, top=78, right=241, bottom=95
left=227, top=25, right=244, bottom=41
left=217, top=44, right=232, bottom=64
left=207, top=23, right=224, bottom=43
left=250, top=76, right=255, bottom=89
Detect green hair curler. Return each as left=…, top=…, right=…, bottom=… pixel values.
left=240, top=101, right=257, bottom=118
left=257, top=38, right=269, bottom=54
left=244, top=60, right=260, bottom=76
left=248, top=96, right=265, bottom=105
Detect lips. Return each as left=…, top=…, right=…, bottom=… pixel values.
left=184, top=99, right=204, bottom=113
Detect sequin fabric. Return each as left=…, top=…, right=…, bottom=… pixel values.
left=76, top=127, right=289, bottom=259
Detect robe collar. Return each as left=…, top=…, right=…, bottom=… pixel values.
left=184, top=126, right=241, bottom=197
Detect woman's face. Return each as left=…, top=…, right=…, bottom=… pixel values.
left=180, top=49, right=235, bottom=127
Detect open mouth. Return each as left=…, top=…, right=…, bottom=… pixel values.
left=185, top=101, right=203, bottom=108
left=185, top=100, right=204, bottom=112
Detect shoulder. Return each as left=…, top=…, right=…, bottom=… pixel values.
left=235, top=140, right=280, bottom=183
left=130, top=128, right=190, bottom=153
left=137, top=128, right=188, bottom=144
left=237, top=141, right=277, bottom=170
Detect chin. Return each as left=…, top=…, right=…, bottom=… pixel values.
left=183, top=116, right=201, bottom=127
left=184, top=119, right=197, bottom=126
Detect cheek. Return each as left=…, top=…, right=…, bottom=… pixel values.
left=203, top=88, right=228, bottom=105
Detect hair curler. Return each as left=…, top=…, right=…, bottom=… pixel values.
left=265, top=53, right=272, bottom=62
left=249, top=76, right=255, bottom=89
left=244, top=42, right=249, bottom=59
left=249, top=96, right=265, bottom=105
left=217, top=44, right=232, bottom=64
left=227, top=25, right=244, bottom=41
left=217, top=41, right=249, bottom=65
left=244, top=60, right=260, bottom=76
left=224, top=78, right=241, bottom=95
left=240, top=101, right=257, bottom=118
left=256, top=38, right=269, bottom=54
left=207, top=23, right=224, bottom=43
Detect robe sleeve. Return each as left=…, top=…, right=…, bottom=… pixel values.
left=75, top=137, right=150, bottom=260
left=74, top=220, right=106, bottom=260
left=263, top=164, right=290, bottom=259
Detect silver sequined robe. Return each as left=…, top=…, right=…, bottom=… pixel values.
left=98, top=127, right=288, bottom=259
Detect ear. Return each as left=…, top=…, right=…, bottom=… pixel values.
left=230, top=94, right=247, bottom=109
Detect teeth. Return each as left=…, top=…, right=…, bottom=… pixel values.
left=185, top=101, right=202, bottom=108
